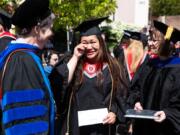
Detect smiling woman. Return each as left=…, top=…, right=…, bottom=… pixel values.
left=80, top=35, right=100, bottom=62
left=49, top=17, right=129, bottom=135
left=127, top=20, right=180, bottom=135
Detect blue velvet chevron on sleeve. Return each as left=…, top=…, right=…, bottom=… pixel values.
left=2, top=89, right=49, bottom=135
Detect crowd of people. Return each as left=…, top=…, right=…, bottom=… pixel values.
left=0, top=0, right=180, bottom=135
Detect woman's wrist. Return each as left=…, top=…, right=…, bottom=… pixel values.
left=72, top=54, right=80, bottom=62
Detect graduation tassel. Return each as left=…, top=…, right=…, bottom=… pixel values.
left=164, top=26, right=174, bottom=40
left=65, top=91, right=74, bottom=135
left=107, top=65, right=114, bottom=135
left=108, top=125, right=111, bottom=135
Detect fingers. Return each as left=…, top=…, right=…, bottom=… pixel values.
left=74, top=43, right=87, bottom=58
left=154, top=111, right=166, bottom=123
left=134, top=102, right=143, bottom=111
left=103, top=116, right=114, bottom=124
left=77, top=48, right=85, bottom=54
left=103, top=112, right=116, bottom=125
left=77, top=44, right=86, bottom=53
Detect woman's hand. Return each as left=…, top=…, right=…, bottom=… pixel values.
left=134, top=102, right=143, bottom=111
left=73, top=43, right=87, bottom=59
left=154, top=111, right=166, bottom=123
left=67, top=43, right=87, bottom=83
left=103, top=112, right=116, bottom=125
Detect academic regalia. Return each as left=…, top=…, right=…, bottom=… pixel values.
left=0, top=8, right=12, bottom=30
left=0, top=0, right=55, bottom=134
left=50, top=62, right=127, bottom=135
left=127, top=21, right=180, bottom=135
left=0, top=9, right=16, bottom=52
left=130, top=54, right=150, bottom=86
left=153, top=20, right=180, bottom=44
left=113, top=30, right=149, bottom=84
left=128, top=57, right=180, bottom=135
left=44, top=65, right=53, bottom=77
left=0, top=42, right=55, bottom=135
left=11, top=0, right=51, bottom=29
left=0, top=32, right=16, bottom=52
left=49, top=17, right=127, bottom=135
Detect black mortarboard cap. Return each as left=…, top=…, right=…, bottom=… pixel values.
left=0, top=9, right=12, bottom=30
left=12, top=0, right=51, bottom=28
left=75, top=16, right=108, bottom=36
left=153, top=20, right=180, bottom=44
left=123, top=30, right=148, bottom=46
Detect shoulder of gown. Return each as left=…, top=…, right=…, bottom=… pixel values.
left=2, top=51, right=50, bottom=135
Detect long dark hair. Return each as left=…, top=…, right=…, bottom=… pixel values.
left=70, top=35, right=128, bottom=97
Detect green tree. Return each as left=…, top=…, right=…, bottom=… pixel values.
left=49, top=0, right=117, bottom=51
left=50, top=0, right=116, bottom=30
left=1, top=0, right=117, bottom=52
left=1, top=0, right=117, bottom=30
left=150, top=0, right=180, bottom=16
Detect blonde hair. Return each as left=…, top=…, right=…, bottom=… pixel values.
left=125, top=39, right=144, bottom=73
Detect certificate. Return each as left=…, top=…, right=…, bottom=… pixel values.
left=78, top=108, right=108, bottom=127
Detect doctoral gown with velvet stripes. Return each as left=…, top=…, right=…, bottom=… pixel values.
left=49, top=60, right=128, bottom=135
left=127, top=57, right=180, bottom=135
left=1, top=50, right=52, bottom=135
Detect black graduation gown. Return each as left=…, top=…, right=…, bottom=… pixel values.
left=128, top=57, right=180, bottom=135
left=50, top=62, right=127, bottom=135
left=113, top=46, right=130, bottom=84
left=130, top=54, right=150, bottom=87
left=0, top=33, right=16, bottom=53
left=113, top=45, right=150, bottom=86
left=1, top=51, right=52, bottom=135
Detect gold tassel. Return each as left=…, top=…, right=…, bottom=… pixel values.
left=164, top=26, right=174, bottom=40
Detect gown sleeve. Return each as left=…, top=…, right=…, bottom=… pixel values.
left=127, top=60, right=151, bottom=107
left=49, top=53, right=70, bottom=92
left=163, top=68, right=180, bottom=134
left=49, top=61, right=69, bottom=117
left=2, top=51, right=50, bottom=135
left=115, top=90, right=127, bottom=123
left=0, top=37, right=14, bottom=53
left=106, top=70, right=128, bottom=123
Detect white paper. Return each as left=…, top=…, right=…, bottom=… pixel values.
left=78, top=108, right=108, bottom=127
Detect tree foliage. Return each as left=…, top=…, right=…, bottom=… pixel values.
left=50, top=0, right=117, bottom=30
left=150, top=0, right=180, bottom=16
left=1, top=0, right=117, bottom=30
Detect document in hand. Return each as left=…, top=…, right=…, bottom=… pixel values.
left=78, top=108, right=108, bottom=127
left=124, top=109, right=158, bottom=119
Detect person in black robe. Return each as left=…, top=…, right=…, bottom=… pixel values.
left=0, top=9, right=16, bottom=52
left=127, top=20, right=180, bottom=135
left=0, top=0, right=56, bottom=134
left=113, top=30, right=149, bottom=84
left=113, top=30, right=150, bottom=135
left=49, top=17, right=128, bottom=135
